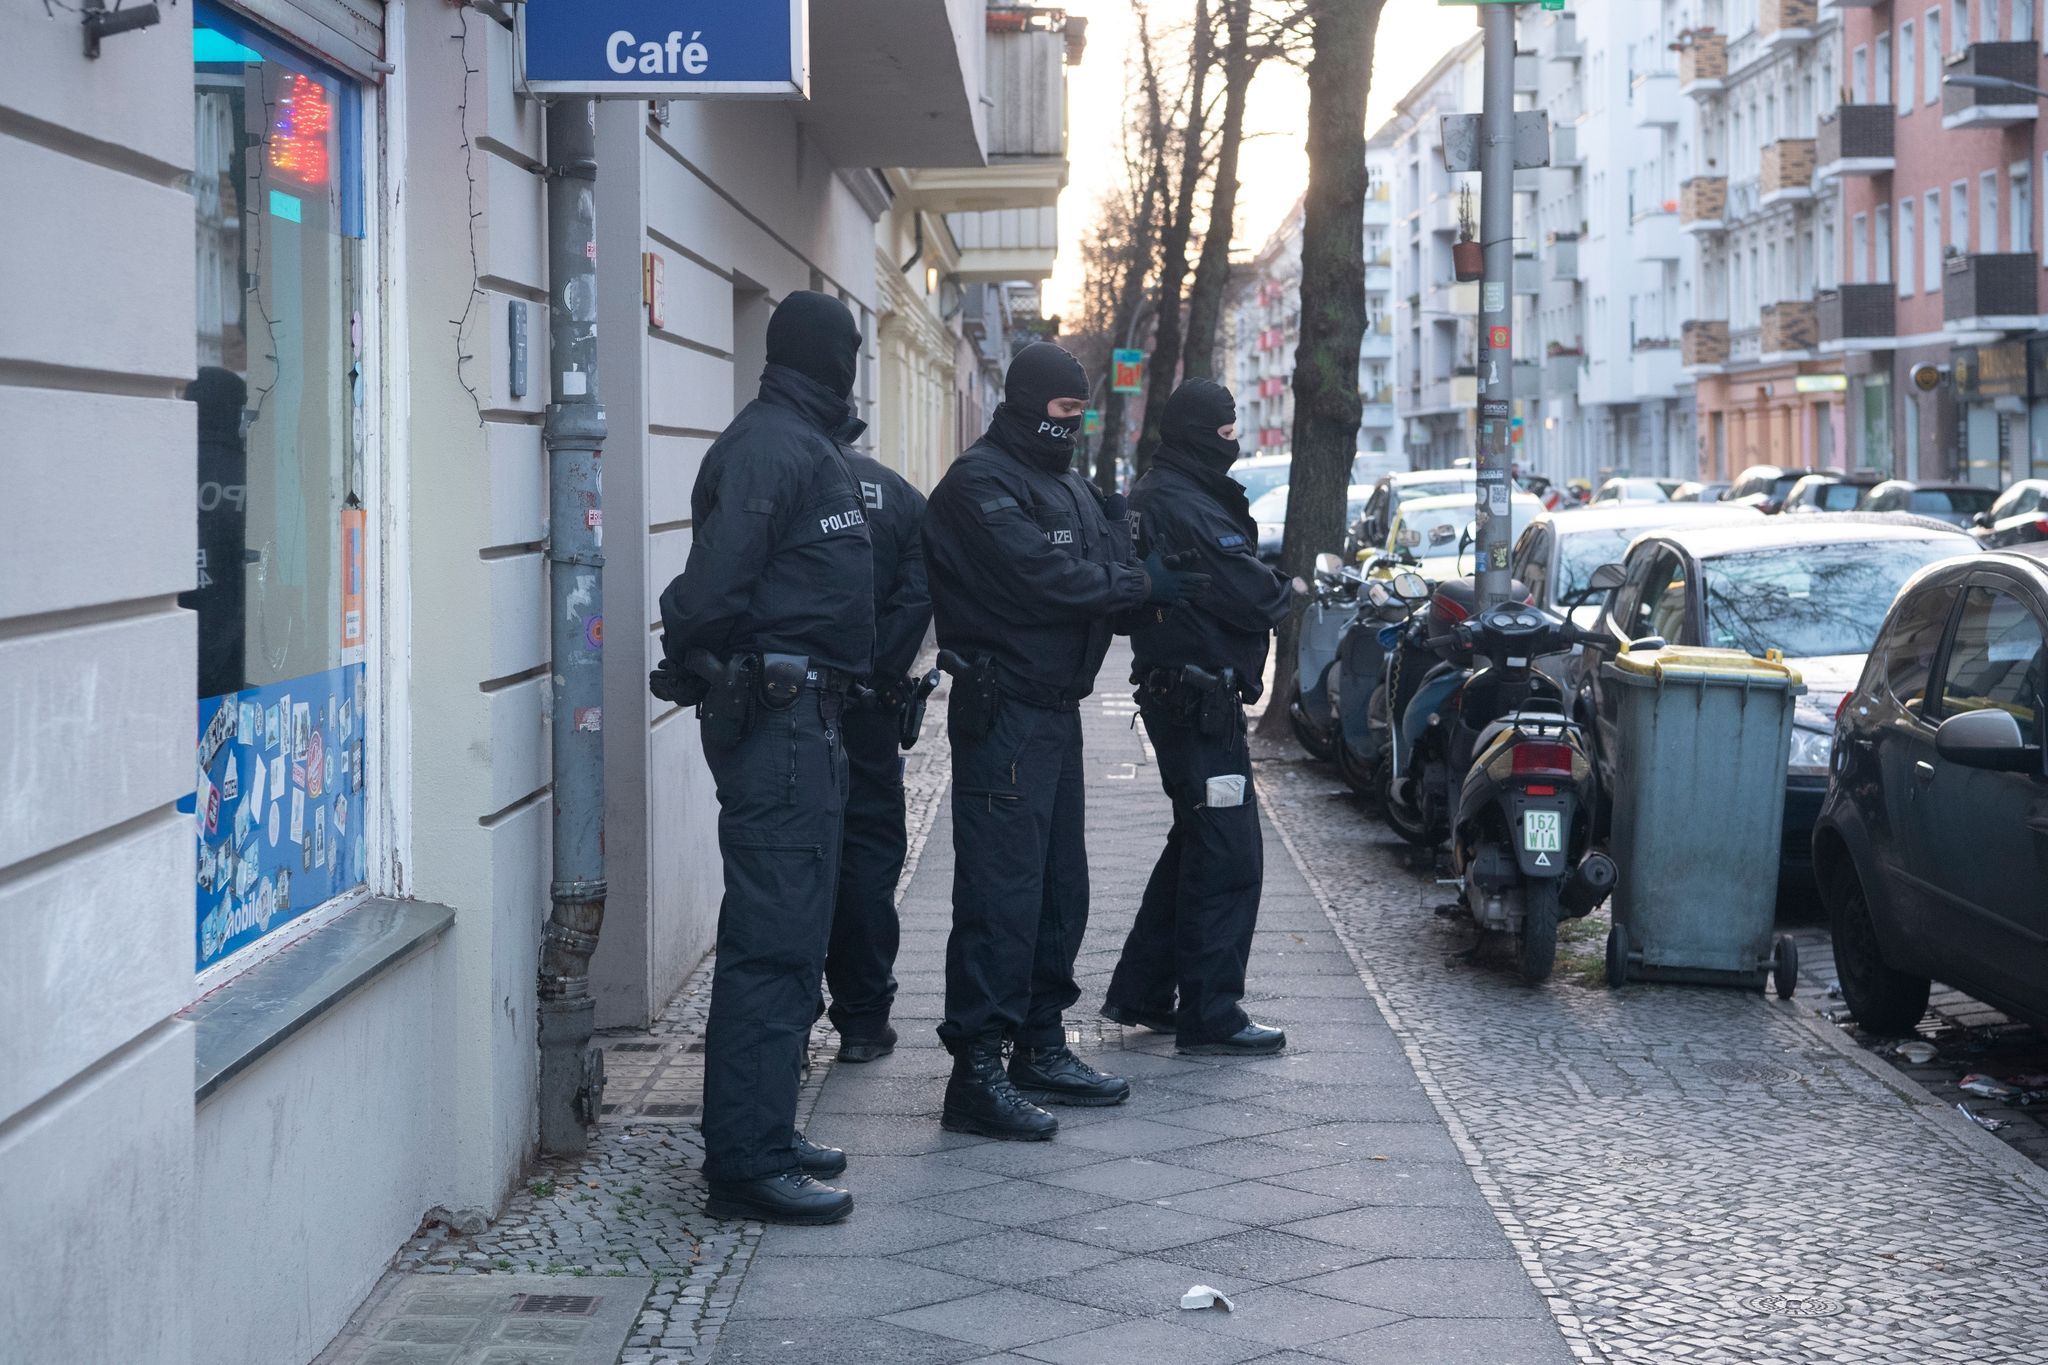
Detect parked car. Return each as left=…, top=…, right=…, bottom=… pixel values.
left=1974, top=479, right=2048, bottom=548
left=1814, top=543, right=2047, bottom=1033
left=1380, top=489, right=1543, bottom=582
left=1228, top=454, right=1294, bottom=507
left=1858, top=479, right=1999, bottom=529
left=1511, top=502, right=1763, bottom=628
left=1726, top=464, right=1820, bottom=514
left=1591, top=477, right=1672, bottom=505
left=1255, top=482, right=1373, bottom=564
left=1782, top=471, right=1883, bottom=514
left=1670, top=480, right=1731, bottom=503
left=1573, top=518, right=1977, bottom=887
left=1345, top=466, right=1480, bottom=562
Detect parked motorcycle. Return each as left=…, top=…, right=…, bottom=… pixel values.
left=1443, top=598, right=1621, bottom=982
left=1377, top=576, right=1492, bottom=848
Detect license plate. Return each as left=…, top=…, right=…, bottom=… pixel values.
left=1523, top=810, right=1563, bottom=853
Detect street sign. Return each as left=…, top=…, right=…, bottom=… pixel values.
left=1111, top=349, right=1145, bottom=395
left=522, top=0, right=810, bottom=99
left=1441, top=112, right=1552, bottom=173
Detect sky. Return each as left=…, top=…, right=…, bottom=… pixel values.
left=1049, top=0, right=1480, bottom=320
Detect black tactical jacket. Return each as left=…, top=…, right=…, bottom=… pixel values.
left=657, top=364, right=875, bottom=676
left=841, top=448, right=932, bottom=684
left=1127, top=452, right=1293, bottom=698
left=924, top=432, right=1148, bottom=705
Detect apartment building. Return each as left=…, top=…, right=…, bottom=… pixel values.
left=1679, top=0, right=1845, bottom=477
left=1830, top=0, right=2048, bottom=484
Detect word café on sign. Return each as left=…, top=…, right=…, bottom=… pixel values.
left=521, top=0, right=810, bottom=98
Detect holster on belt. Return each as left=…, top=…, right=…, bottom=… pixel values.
left=758, top=653, right=809, bottom=710
left=686, top=648, right=760, bottom=737
left=897, top=668, right=941, bottom=749
left=1143, top=664, right=1241, bottom=739
left=938, top=649, right=1000, bottom=740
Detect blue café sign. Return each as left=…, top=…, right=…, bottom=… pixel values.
left=522, top=1, right=809, bottom=99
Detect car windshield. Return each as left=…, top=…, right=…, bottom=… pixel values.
left=1910, top=488, right=1995, bottom=515
left=1395, top=506, right=1471, bottom=555
left=1811, top=482, right=1864, bottom=510
left=1249, top=485, right=1289, bottom=522
left=1396, top=479, right=1473, bottom=504
left=1233, top=463, right=1291, bottom=504
left=1700, top=539, right=1970, bottom=658
left=1558, top=527, right=1644, bottom=598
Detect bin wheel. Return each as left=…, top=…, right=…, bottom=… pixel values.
left=1606, top=922, right=1629, bottom=989
left=1521, top=881, right=1560, bottom=984
left=1772, top=936, right=1799, bottom=1001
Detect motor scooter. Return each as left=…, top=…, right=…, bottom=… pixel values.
left=1285, top=554, right=1360, bottom=762
left=1444, top=594, right=1622, bottom=982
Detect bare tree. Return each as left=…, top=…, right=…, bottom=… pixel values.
left=1259, top=0, right=1382, bottom=736
left=1180, top=0, right=1257, bottom=380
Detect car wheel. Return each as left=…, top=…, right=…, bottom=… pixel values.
left=1830, top=876, right=1930, bottom=1035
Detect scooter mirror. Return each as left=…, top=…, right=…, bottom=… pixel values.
left=1314, top=552, right=1344, bottom=578
left=1391, top=571, right=1430, bottom=600
left=1586, top=562, right=1627, bottom=592
left=1364, top=581, right=1392, bottom=609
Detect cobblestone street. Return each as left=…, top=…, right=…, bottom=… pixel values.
left=334, top=650, right=2048, bottom=1364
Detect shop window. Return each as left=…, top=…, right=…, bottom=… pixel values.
left=184, top=3, right=368, bottom=973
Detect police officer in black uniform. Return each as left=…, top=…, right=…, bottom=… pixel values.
left=923, top=342, right=1211, bottom=1140
left=653, top=291, right=874, bottom=1224
left=1103, top=378, right=1293, bottom=1055
left=824, top=446, right=932, bottom=1064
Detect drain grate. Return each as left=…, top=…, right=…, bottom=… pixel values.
left=1701, top=1060, right=1796, bottom=1084
left=608, top=1042, right=660, bottom=1053
left=639, top=1102, right=698, bottom=1118
left=513, top=1294, right=601, bottom=1316
left=1739, top=1294, right=1845, bottom=1319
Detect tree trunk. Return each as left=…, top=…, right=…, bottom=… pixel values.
left=1258, top=0, right=1380, bottom=738
left=1095, top=18, right=1173, bottom=494
left=1134, top=0, right=1214, bottom=471
left=1181, top=0, right=1254, bottom=382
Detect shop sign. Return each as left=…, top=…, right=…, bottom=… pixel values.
left=522, top=0, right=809, bottom=98
left=1954, top=342, right=2028, bottom=399
left=1793, top=374, right=1848, bottom=394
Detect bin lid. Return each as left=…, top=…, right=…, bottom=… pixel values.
left=1608, top=645, right=1804, bottom=689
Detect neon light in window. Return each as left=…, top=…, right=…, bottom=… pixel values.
left=269, top=73, right=332, bottom=186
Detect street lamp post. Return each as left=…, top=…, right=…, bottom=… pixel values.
left=1943, top=73, right=2048, bottom=102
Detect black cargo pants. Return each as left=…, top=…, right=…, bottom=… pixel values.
left=1105, top=701, right=1262, bottom=1042
left=699, top=689, right=848, bottom=1184
left=824, top=703, right=906, bottom=1040
left=936, top=698, right=1088, bottom=1053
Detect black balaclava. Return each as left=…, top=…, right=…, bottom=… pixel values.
left=765, top=290, right=860, bottom=399
left=1160, top=378, right=1241, bottom=474
left=991, top=341, right=1091, bottom=472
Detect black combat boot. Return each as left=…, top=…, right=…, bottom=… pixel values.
left=1177, top=1021, right=1287, bottom=1056
left=1009, top=1044, right=1131, bottom=1107
left=942, top=1039, right=1059, bottom=1141
left=794, top=1131, right=848, bottom=1178
left=704, top=1170, right=853, bottom=1225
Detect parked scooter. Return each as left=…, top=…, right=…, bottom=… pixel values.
left=1377, top=576, right=1497, bottom=847
left=1285, top=554, right=1361, bottom=762
left=1443, top=595, right=1622, bottom=982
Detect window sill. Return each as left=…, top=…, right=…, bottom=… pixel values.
left=184, top=898, right=455, bottom=1103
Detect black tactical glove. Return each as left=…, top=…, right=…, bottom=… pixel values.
left=1141, top=549, right=1211, bottom=606
left=649, top=660, right=708, bottom=706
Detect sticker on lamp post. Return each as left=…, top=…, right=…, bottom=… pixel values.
left=1111, top=350, right=1146, bottom=395
left=522, top=0, right=810, bottom=99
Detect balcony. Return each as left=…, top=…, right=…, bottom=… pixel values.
left=1549, top=234, right=1580, bottom=282
left=1552, top=123, right=1582, bottom=169
left=1945, top=253, right=2041, bottom=329
left=1816, top=106, right=1896, bottom=180
left=1943, top=44, right=2042, bottom=130
left=1513, top=360, right=1542, bottom=394
left=948, top=205, right=1060, bottom=282
left=1821, top=0, right=1884, bottom=7
left=1760, top=139, right=1816, bottom=207
left=902, top=13, right=1075, bottom=208
left=1634, top=208, right=1682, bottom=261
left=1759, top=0, right=1818, bottom=53
left=1422, top=193, right=1459, bottom=237
left=1680, top=176, right=1727, bottom=234
left=1818, top=284, right=1898, bottom=349
left=1631, top=342, right=1684, bottom=398
left=798, top=0, right=990, bottom=167
left=1514, top=254, right=1542, bottom=296
left=1549, top=15, right=1583, bottom=62
left=1679, top=34, right=1727, bottom=97
left=1760, top=300, right=1820, bottom=360
left=1633, top=71, right=1681, bottom=128
left=1516, top=52, right=1540, bottom=94
left=1361, top=401, right=1397, bottom=429
left=1683, top=319, right=1730, bottom=371
left=1543, top=350, right=1582, bottom=397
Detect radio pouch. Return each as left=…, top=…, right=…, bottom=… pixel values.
left=758, top=653, right=808, bottom=710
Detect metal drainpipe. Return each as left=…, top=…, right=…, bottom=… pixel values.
left=537, top=96, right=609, bottom=1156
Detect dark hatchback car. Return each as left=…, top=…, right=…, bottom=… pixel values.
left=1975, top=479, right=2048, bottom=548
left=1813, top=545, right=2048, bottom=1033
left=1858, top=479, right=1998, bottom=529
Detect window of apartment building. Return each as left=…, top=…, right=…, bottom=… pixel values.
left=188, top=2, right=371, bottom=974
left=1854, top=212, right=1870, bottom=282
left=1982, top=172, right=2001, bottom=252
left=1900, top=198, right=1918, bottom=295
left=1926, top=191, right=1944, bottom=287
left=2014, top=162, right=2034, bottom=252
left=1983, top=0, right=2000, bottom=40
left=1900, top=22, right=1916, bottom=113
left=2016, top=0, right=2034, bottom=43
left=1927, top=13, right=1945, bottom=103
left=1876, top=34, right=1893, bottom=105
left=1852, top=46, right=1870, bottom=103
left=1954, top=0, right=1971, bottom=50
left=1952, top=180, right=1971, bottom=253
left=1876, top=204, right=1893, bottom=283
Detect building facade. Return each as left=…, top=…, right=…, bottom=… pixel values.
left=1831, top=0, right=2048, bottom=485
left=1, top=3, right=1070, bottom=1362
